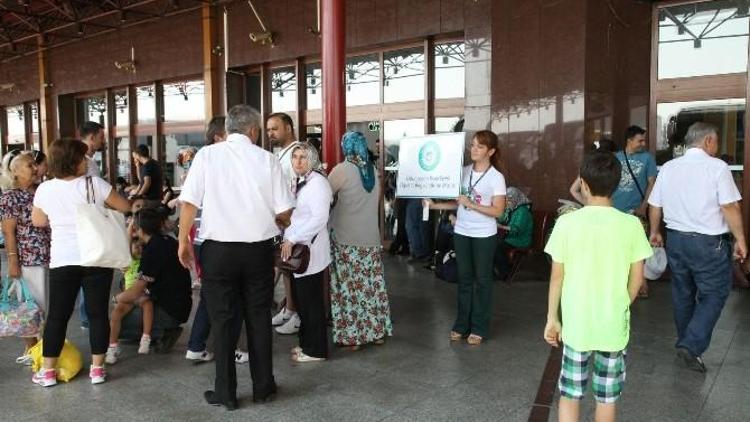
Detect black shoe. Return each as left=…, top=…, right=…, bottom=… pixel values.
left=204, top=390, right=238, bottom=411
left=253, top=382, right=278, bottom=403
left=154, top=327, right=183, bottom=353
left=676, top=347, right=707, bottom=373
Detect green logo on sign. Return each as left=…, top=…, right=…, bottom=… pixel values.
left=418, top=141, right=441, bottom=171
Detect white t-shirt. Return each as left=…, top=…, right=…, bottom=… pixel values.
left=454, top=165, right=507, bottom=238
left=33, top=176, right=113, bottom=268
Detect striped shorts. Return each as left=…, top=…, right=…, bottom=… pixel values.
left=558, top=344, right=626, bottom=404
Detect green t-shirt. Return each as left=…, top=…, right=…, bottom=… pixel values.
left=544, top=206, right=652, bottom=352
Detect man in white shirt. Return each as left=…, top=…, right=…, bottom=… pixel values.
left=648, top=122, right=747, bottom=373
left=266, top=112, right=302, bottom=335
left=178, top=105, right=294, bottom=410
left=80, top=121, right=105, bottom=178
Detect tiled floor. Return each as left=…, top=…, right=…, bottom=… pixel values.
left=1, top=253, right=749, bottom=421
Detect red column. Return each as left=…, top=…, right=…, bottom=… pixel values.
left=321, top=0, right=345, bottom=169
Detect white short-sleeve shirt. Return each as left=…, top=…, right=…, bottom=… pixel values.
left=454, top=165, right=507, bottom=238
left=179, top=133, right=295, bottom=243
left=648, top=148, right=741, bottom=235
left=33, top=176, right=113, bottom=268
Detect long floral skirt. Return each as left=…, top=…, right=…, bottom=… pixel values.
left=329, top=238, right=393, bottom=346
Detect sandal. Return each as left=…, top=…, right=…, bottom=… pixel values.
left=337, top=344, right=361, bottom=351
left=638, top=286, right=649, bottom=299
left=373, top=338, right=385, bottom=345
left=467, top=334, right=483, bottom=345
left=450, top=331, right=462, bottom=341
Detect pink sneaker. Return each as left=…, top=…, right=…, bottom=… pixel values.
left=89, top=365, right=107, bottom=384
left=32, top=368, right=57, bottom=387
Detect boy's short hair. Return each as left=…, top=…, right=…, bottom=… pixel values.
left=133, top=208, right=163, bottom=236
left=580, top=151, right=622, bottom=197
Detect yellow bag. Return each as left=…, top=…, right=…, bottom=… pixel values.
left=30, top=339, right=83, bottom=382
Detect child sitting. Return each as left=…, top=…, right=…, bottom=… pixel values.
left=543, top=151, right=652, bottom=421
left=106, top=224, right=155, bottom=364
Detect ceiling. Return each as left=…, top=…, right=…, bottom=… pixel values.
left=0, top=0, right=225, bottom=62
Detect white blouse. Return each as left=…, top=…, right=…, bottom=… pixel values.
left=284, top=171, right=333, bottom=278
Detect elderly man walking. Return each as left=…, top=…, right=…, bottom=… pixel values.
left=178, top=105, right=294, bottom=410
left=648, top=122, right=747, bottom=373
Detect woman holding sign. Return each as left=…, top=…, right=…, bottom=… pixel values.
left=425, top=130, right=506, bottom=345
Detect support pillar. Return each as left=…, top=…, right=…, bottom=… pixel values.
left=203, top=3, right=226, bottom=120
left=321, top=0, right=345, bottom=169
left=37, top=35, right=56, bottom=152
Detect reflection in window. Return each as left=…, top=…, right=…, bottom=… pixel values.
left=78, top=96, right=106, bottom=127
left=656, top=99, right=745, bottom=167
left=137, top=85, right=156, bottom=124
left=435, top=117, right=462, bottom=133
left=658, top=2, right=749, bottom=79
left=114, top=91, right=129, bottom=127
left=435, top=43, right=465, bottom=99
left=116, top=137, right=131, bottom=181
left=164, top=133, right=204, bottom=186
left=306, top=63, right=322, bottom=110
left=30, top=103, right=40, bottom=150
left=271, top=67, right=296, bottom=112
left=384, top=48, right=424, bottom=103
left=163, top=80, right=205, bottom=122
left=383, top=118, right=425, bottom=170
left=347, top=55, right=380, bottom=106
left=7, top=105, right=25, bottom=144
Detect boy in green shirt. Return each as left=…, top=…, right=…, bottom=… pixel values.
left=544, top=151, right=652, bottom=422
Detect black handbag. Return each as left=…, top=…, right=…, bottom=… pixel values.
left=274, top=234, right=317, bottom=274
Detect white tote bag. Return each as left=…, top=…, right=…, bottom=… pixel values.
left=76, top=177, right=131, bottom=269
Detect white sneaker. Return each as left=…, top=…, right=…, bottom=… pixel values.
left=185, top=350, right=214, bottom=362
left=32, top=368, right=57, bottom=387
left=105, top=345, right=120, bottom=365
left=234, top=350, right=249, bottom=364
left=271, top=307, right=293, bottom=326
left=275, top=313, right=300, bottom=335
left=15, top=351, right=33, bottom=366
left=89, top=365, right=106, bottom=384
left=138, top=335, right=151, bottom=354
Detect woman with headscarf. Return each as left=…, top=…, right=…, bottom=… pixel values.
left=494, top=187, right=533, bottom=280
left=328, top=132, right=393, bottom=350
left=280, top=142, right=332, bottom=362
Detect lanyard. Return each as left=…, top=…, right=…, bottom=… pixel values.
left=467, top=167, right=490, bottom=194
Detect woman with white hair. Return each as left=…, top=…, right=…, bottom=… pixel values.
left=279, top=142, right=332, bottom=362
left=0, top=150, right=51, bottom=364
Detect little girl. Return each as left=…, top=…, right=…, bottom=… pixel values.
left=105, top=240, right=154, bottom=363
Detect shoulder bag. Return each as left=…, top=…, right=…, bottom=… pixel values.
left=76, top=177, right=131, bottom=268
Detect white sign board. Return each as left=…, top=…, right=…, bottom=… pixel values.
left=395, top=132, right=465, bottom=199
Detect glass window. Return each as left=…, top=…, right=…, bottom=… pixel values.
left=435, top=117, right=462, bottom=133
left=137, top=135, right=156, bottom=162
left=271, top=67, right=296, bottom=112
left=658, top=2, right=750, bottom=79
left=164, top=132, right=204, bottom=187
left=656, top=99, right=745, bottom=168
left=30, top=103, right=40, bottom=150
left=77, top=96, right=106, bottom=127
left=116, top=137, right=131, bottom=181
left=306, top=63, right=322, bottom=110
left=435, top=43, right=465, bottom=99
left=383, top=118, right=425, bottom=170
left=163, top=80, right=205, bottom=122
left=114, top=90, right=129, bottom=127
left=384, top=48, right=424, bottom=103
left=347, top=54, right=380, bottom=106
left=137, top=85, right=156, bottom=124
left=7, top=105, right=25, bottom=144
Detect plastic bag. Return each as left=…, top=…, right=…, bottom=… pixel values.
left=645, top=246, right=668, bottom=280
left=30, top=340, right=83, bottom=382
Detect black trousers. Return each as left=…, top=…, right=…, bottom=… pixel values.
left=200, top=240, right=276, bottom=402
left=44, top=266, right=113, bottom=357
left=290, top=269, right=328, bottom=358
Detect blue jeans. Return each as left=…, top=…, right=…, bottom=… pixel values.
left=405, top=199, right=431, bottom=259
left=666, top=230, right=732, bottom=356
left=79, top=287, right=89, bottom=327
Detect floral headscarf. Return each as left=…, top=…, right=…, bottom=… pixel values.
left=176, top=147, right=198, bottom=170
left=341, top=131, right=375, bottom=193
left=505, top=187, right=531, bottom=212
